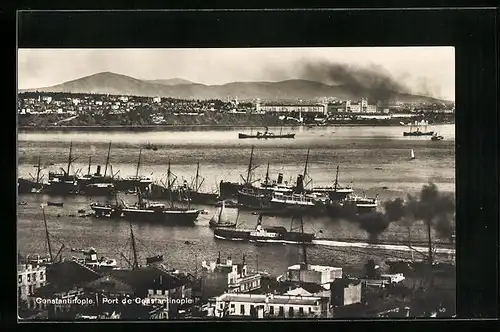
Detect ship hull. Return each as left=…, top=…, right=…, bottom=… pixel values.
left=219, top=181, right=243, bottom=200
left=238, top=133, right=295, bottom=139
left=90, top=204, right=123, bottom=218
left=403, top=131, right=434, bottom=137
left=121, top=208, right=200, bottom=225
left=213, top=227, right=314, bottom=244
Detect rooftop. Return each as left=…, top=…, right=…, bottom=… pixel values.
left=288, top=264, right=342, bottom=272
left=213, top=293, right=323, bottom=305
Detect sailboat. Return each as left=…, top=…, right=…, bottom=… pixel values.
left=209, top=201, right=237, bottom=228
left=113, top=149, right=152, bottom=191
left=410, top=149, right=416, bottom=160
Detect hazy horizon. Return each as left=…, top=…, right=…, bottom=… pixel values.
left=18, top=47, right=455, bottom=101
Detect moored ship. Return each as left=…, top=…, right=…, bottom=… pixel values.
left=312, top=165, right=354, bottom=201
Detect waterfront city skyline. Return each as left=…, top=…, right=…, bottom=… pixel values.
left=18, top=47, right=455, bottom=101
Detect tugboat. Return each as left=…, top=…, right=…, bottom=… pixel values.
left=431, top=133, right=444, bottom=141
left=238, top=126, right=295, bottom=139
left=214, top=214, right=315, bottom=244
left=341, top=193, right=378, bottom=213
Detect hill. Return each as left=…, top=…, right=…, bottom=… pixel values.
left=21, top=72, right=452, bottom=104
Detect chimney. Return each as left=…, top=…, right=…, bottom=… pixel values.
left=277, top=173, right=283, bottom=184
left=295, top=174, right=304, bottom=193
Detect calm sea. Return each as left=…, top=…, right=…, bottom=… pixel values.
left=17, top=125, right=455, bottom=276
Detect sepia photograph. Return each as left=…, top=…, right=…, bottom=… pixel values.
left=17, top=46, right=456, bottom=320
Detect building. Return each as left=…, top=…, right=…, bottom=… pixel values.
left=153, top=97, right=162, bottom=103
left=330, top=278, right=362, bottom=307
left=259, top=103, right=327, bottom=115
left=83, top=265, right=194, bottom=318
left=208, top=293, right=328, bottom=318
left=286, top=263, right=342, bottom=287
left=201, top=256, right=261, bottom=300
left=28, top=260, right=101, bottom=317
left=18, top=264, right=47, bottom=302
left=345, top=98, right=377, bottom=113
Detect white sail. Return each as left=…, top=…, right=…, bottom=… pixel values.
left=210, top=207, right=221, bottom=223
left=410, top=149, right=415, bottom=159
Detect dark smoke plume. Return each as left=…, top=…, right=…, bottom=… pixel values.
left=299, top=61, right=410, bottom=104
left=341, top=182, right=455, bottom=243
left=354, top=212, right=391, bottom=243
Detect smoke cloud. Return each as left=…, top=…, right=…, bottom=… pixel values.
left=298, top=61, right=411, bottom=104
left=340, top=182, right=455, bottom=243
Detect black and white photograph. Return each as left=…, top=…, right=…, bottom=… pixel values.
left=17, top=45, right=456, bottom=320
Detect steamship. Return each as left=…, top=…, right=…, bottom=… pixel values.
left=213, top=214, right=315, bottom=244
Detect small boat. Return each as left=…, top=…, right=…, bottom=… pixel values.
left=431, top=134, right=444, bottom=141
left=18, top=201, right=27, bottom=206
left=47, top=201, right=64, bottom=207
left=410, top=149, right=415, bottom=160
left=209, top=201, right=237, bottom=228
left=71, top=247, right=118, bottom=271
left=146, top=254, right=164, bottom=264
left=78, top=209, right=86, bottom=213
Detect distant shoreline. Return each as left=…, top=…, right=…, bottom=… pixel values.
left=18, top=122, right=455, bottom=132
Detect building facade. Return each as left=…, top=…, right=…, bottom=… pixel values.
left=18, top=264, right=47, bottom=302
left=258, top=104, right=327, bottom=115
left=330, top=279, right=362, bottom=307
left=286, top=264, right=342, bottom=286
left=201, top=257, right=261, bottom=300
left=208, top=293, right=328, bottom=318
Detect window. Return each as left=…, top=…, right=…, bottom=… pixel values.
left=288, top=307, right=294, bottom=318
left=269, top=306, right=274, bottom=315
left=241, top=304, right=245, bottom=315
left=220, top=303, right=223, bottom=309
left=156, top=290, right=162, bottom=295
left=18, top=287, right=22, bottom=298
left=309, top=307, right=312, bottom=313
left=40, top=271, right=44, bottom=280
left=278, top=306, right=284, bottom=317
left=32, top=273, right=37, bottom=282
left=299, top=307, right=304, bottom=315
left=27, top=274, right=31, bottom=283
left=230, top=304, right=235, bottom=310
left=18, top=275, right=22, bottom=284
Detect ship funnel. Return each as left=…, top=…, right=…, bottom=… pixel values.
left=295, top=174, right=304, bottom=193
left=277, top=173, right=283, bottom=184
left=96, top=165, right=101, bottom=175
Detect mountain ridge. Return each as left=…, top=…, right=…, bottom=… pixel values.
left=20, top=71, right=453, bottom=104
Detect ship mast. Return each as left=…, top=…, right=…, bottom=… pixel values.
left=104, top=141, right=112, bottom=177
left=42, top=205, right=53, bottom=263
left=167, top=161, right=173, bottom=208
left=66, top=141, right=77, bottom=175
left=334, top=165, right=339, bottom=191
left=245, top=145, right=255, bottom=185
left=264, top=161, right=270, bottom=185
left=87, top=157, right=92, bottom=175
left=300, top=214, right=308, bottom=267
left=195, top=162, right=200, bottom=192
left=129, top=222, right=139, bottom=270
left=135, top=149, right=142, bottom=179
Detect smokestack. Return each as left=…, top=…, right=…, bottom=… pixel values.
left=295, top=174, right=304, bottom=193
left=277, top=173, right=283, bottom=184
left=96, top=165, right=101, bottom=175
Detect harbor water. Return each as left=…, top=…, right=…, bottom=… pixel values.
left=17, top=124, right=455, bottom=276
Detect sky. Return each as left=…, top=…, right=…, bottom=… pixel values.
left=18, top=47, right=455, bottom=101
